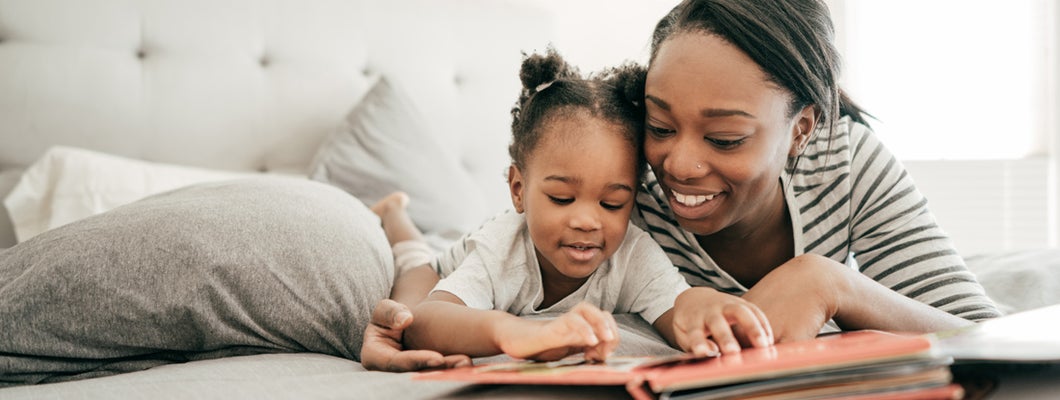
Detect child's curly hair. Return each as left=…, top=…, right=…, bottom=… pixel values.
left=509, top=47, right=648, bottom=180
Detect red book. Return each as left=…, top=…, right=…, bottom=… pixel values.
left=415, top=330, right=961, bottom=400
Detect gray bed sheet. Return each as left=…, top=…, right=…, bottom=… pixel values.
left=0, top=314, right=679, bottom=399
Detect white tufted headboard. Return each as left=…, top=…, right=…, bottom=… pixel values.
left=0, top=0, right=555, bottom=246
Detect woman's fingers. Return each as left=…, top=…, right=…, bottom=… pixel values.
left=748, top=303, right=775, bottom=346
left=675, top=299, right=775, bottom=356
left=705, top=314, right=741, bottom=354
left=724, top=303, right=774, bottom=348
left=676, top=323, right=720, bottom=357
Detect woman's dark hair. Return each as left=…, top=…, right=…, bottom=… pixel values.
left=649, top=0, right=869, bottom=132
left=510, top=47, right=647, bottom=179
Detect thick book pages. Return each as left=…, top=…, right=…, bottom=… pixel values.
left=643, top=330, right=934, bottom=392
left=415, top=330, right=959, bottom=400
left=931, top=303, right=1060, bottom=363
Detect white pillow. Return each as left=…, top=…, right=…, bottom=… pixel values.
left=309, top=76, right=491, bottom=237
left=3, top=146, right=258, bottom=242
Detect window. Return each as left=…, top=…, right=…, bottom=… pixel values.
left=832, top=0, right=1053, bottom=160
left=831, top=0, right=1059, bottom=253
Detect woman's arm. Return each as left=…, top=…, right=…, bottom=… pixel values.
left=842, top=122, right=1000, bottom=322
left=742, top=254, right=973, bottom=342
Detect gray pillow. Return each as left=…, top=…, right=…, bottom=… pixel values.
left=0, top=177, right=393, bottom=386
left=309, top=76, right=489, bottom=236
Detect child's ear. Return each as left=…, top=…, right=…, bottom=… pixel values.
left=508, top=164, right=525, bottom=213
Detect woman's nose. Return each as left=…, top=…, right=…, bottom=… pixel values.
left=666, top=141, right=709, bottom=181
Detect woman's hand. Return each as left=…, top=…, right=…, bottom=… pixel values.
left=740, top=254, right=845, bottom=343
left=360, top=299, right=472, bottom=371
left=670, top=287, right=774, bottom=356
left=494, top=302, right=619, bottom=362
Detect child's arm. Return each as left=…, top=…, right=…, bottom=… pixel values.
left=654, top=287, right=774, bottom=357
left=406, top=293, right=619, bottom=361
left=389, top=264, right=439, bottom=306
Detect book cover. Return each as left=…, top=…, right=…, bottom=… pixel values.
left=415, top=330, right=955, bottom=399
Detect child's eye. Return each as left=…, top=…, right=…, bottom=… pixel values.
left=646, top=124, right=676, bottom=138
left=548, top=196, right=573, bottom=205
left=706, top=137, right=745, bottom=149
left=600, top=202, right=625, bottom=211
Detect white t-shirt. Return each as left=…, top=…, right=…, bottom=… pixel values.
left=432, top=210, right=690, bottom=324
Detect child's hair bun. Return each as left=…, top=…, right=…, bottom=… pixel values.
left=519, top=46, right=577, bottom=94
left=604, top=62, right=648, bottom=106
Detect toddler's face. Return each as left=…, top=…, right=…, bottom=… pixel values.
left=509, top=112, right=639, bottom=283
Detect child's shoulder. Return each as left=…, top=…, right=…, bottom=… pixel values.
left=462, top=209, right=530, bottom=252
left=473, top=208, right=525, bottom=233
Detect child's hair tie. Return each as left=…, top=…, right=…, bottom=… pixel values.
left=534, top=80, right=555, bottom=93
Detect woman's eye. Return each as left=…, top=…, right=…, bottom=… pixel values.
left=548, top=196, right=573, bottom=205
left=706, top=137, right=745, bottom=149
left=646, top=124, right=676, bottom=138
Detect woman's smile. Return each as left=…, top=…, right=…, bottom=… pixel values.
left=666, top=186, right=726, bottom=220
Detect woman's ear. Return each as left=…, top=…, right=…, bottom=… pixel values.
left=789, top=105, right=818, bottom=157
left=508, top=164, right=526, bottom=213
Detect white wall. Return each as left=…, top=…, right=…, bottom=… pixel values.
left=514, top=0, right=677, bottom=72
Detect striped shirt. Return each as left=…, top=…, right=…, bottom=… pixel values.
left=631, top=116, right=1001, bottom=322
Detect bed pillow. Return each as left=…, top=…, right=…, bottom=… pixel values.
left=0, top=177, right=393, bottom=386
left=3, top=146, right=257, bottom=243
left=309, top=76, right=489, bottom=237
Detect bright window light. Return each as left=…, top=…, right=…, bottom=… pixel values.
left=836, top=0, right=1048, bottom=160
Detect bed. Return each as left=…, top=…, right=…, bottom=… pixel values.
left=1, top=0, right=1058, bottom=399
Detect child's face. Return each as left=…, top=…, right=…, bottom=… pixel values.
left=508, top=112, right=639, bottom=282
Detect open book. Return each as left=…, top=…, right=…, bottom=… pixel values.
left=415, top=330, right=962, bottom=400
left=931, top=303, right=1060, bottom=363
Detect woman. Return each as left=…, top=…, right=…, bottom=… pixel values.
left=361, top=0, right=1000, bottom=371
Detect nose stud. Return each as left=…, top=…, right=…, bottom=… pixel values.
left=697, top=163, right=702, bottom=169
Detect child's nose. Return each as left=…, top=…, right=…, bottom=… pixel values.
left=569, top=205, right=603, bottom=231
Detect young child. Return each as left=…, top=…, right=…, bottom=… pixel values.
left=371, top=49, right=773, bottom=363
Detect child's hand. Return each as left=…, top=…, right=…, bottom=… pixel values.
left=495, top=302, right=619, bottom=362
left=673, top=287, right=774, bottom=357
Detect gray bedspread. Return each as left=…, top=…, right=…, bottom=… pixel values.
left=0, top=178, right=394, bottom=386
left=0, top=314, right=678, bottom=399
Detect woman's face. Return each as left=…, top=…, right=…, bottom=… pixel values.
left=644, top=32, right=814, bottom=238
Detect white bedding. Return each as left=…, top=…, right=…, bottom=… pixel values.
left=3, top=146, right=259, bottom=242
